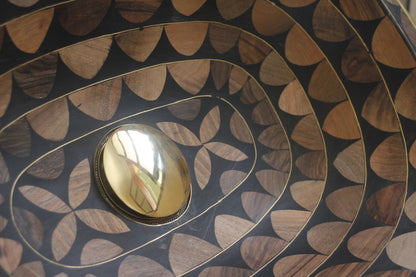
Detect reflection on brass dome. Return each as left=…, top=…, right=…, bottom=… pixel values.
left=94, top=124, right=191, bottom=224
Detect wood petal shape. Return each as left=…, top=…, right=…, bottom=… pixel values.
left=366, top=183, right=406, bottom=225
left=0, top=238, right=22, bottom=275
left=14, top=52, right=58, bottom=99
left=370, top=134, right=406, bottom=182
left=240, top=78, right=265, bottom=104
left=322, top=101, right=360, bottom=140
left=0, top=118, right=31, bottom=158
left=291, top=114, right=323, bottom=150
left=165, top=22, right=208, bottom=56
left=220, top=170, right=247, bottom=195
left=68, top=159, right=90, bottom=210
left=285, top=25, right=324, bottom=66
left=0, top=216, right=7, bottom=232
left=0, top=152, right=10, bottom=184
left=241, top=236, right=287, bottom=270
left=19, top=185, right=71, bottom=213
left=172, top=0, right=206, bottom=16
left=230, top=112, right=252, bottom=144
left=27, top=149, right=64, bottom=180
left=204, top=142, right=248, bottom=161
left=340, top=0, right=384, bottom=20
left=252, top=100, right=278, bottom=126
left=411, top=141, right=416, bottom=170
left=167, top=60, right=210, bottom=95
left=215, top=214, right=254, bottom=248
left=258, top=124, right=289, bottom=150
left=211, top=61, right=232, bottom=91
left=252, top=0, right=294, bottom=36
left=315, top=262, right=370, bottom=277
left=262, top=150, right=290, bottom=172
left=168, top=99, right=201, bottom=121
left=26, top=98, right=69, bottom=141
left=200, top=106, right=220, bottom=143
left=238, top=32, right=271, bottom=65
left=364, top=270, right=414, bottom=277
left=341, top=37, right=381, bottom=83
left=115, top=26, right=163, bottom=62
left=216, top=0, right=254, bottom=20
left=242, top=192, right=276, bottom=222
left=81, top=239, right=122, bottom=265
left=115, top=0, right=162, bottom=23
left=208, top=23, right=240, bottom=55
left=56, top=0, right=111, bottom=36
left=279, top=0, right=316, bottom=7
left=295, top=151, right=326, bottom=180
left=0, top=73, right=12, bottom=118
left=309, top=60, right=347, bottom=103
left=386, top=231, right=416, bottom=270
left=290, top=180, right=325, bottom=211
left=75, top=209, right=130, bottom=234
left=372, top=17, right=416, bottom=69
left=326, top=185, right=363, bottom=221
left=194, top=147, right=211, bottom=190
left=199, top=267, right=252, bottom=277
left=312, top=0, right=354, bottom=42
left=334, top=140, right=365, bottom=184
left=229, top=66, right=248, bottom=95
left=348, top=226, right=394, bottom=261
left=260, top=52, right=294, bottom=86
left=68, top=78, right=122, bottom=121
left=395, top=69, right=416, bottom=120
left=8, top=0, right=39, bottom=7
left=255, top=169, right=288, bottom=197
left=307, top=221, right=351, bottom=255
left=405, top=192, right=416, bottom=223
left=12, top=261, right=45, bottom=277
left=157, top=122, right=201, bottom=146
left=271, top=210, right=311, bottom=241
left=124, top=65, right=166, bottom=101
left=6, top=8, right=53, bottom=53
left=279, top=80, right=311, bottom=116
left=273, top=254, right=327, bottom=277
left=169, top=233, right=221, bottom=276
left=118, top=255, right=174, bottom=277
left=52, top=212, right=77, bottom=261
left=14, top=207, right=43, bottom=250
left=59, top=36, right=112, bottom=79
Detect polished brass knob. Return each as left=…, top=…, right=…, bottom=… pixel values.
left=94, top=124, right=191, bottom=224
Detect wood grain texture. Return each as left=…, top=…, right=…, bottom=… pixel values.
left=0, top=216, right=6, bottom=232
left=115, top=0, right=162, bottom=23
left=258, top=124, right=289, bottom=150
left=214, top=214, right=254, bottom=248
left=411, top=141, right=416, bottom=170
left=339, top=0, right=384, bottom=20
left=220, top=170, right=247, bottom=195
left=229, top=66, right=248, bottom=95
left=167, top=60, right=210, bottom=95
left=165, top=22, right=208, bottom=56
left=216, top=0, right=254, bottom=20
left=238, top=32, right=271, bottom=65
left=290, top=180, right=325, bottom=211
left=0, top=118, right=31, bottom=158
left=279, top=80, right=312, bottom=116
left=325, top=185, right=363, bottom=221
left=273, top=254, right=326, bottom=277
left=11, top=261, right=45, bottom=277
left=364, top=270, right=414, bottom=277
left=8, top=0, right=39, bottom=7
left=168, top=99, right=201, bottom=121
left=204, top=142, right=248, bottom=161
left=386, top=231, right=416, bottom=270
left=6, top=8, right=53, bottom=53
left=52, top=212, right=77, bottom=261
left=118, top=255, right=174, bottom=277
left=315, top=262, right=370, bottom=277
left=124, top=65, right=166, bottom=101
left=295, top=151, right=326, bottom=180
left=333, top=140, right=365, bottom=184
left=261, top=150, right=290, bottom=172
left=208, top=23, right=240, bottom=54
left=68, top=159, right=90, bottom=210
left=395, top=69, right=416, bottom=120
left=199, top=267, right=252, bottom=277
left=405, top=192, right=416, bottom=223
left=260, top=51, right=295, bottom=86
left=322, top=101, right=360, bottom=140
left=0, top=151, right=10, bottom=184
left=0, top=238, right=22, bottom=275
left=14, top=207, right=43, bottom=250
left=211, top=61, right=232, bottom=90
left=252, top=0, right=294, bottom=36
left=255, top=169, right=288, bottom=197
left=240, top=78, right=265, bottom=104
left=27, top=148, right=65, bottom=180
left=279, top=0, right=316, bottom=7
left=271, top=210, right=311, bottom=241
left=307, top=221, right=350, bottom=255
left=252, top=100, right=278, bottom=126
left=19, top=185, right=71, bottom=213
left=241, top=192, right=276, bottom=222
left=230, top=112, right=252, bottom=144
left=157, top=122, right=201, bottom=146
left=0, top=73, right=12, bottom=118
left=291, top=114, right=323, bottom=150
left=194, top=147, right=211, bottom=190
left=199, top=106, right=220, bottom=143
left=172, top=0, right=206, bottom=16
left=80, top=239, right=123, bottom=265
left=75, top=209, right=130, bottom=234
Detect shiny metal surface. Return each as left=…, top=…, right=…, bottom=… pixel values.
left=94, top=124, right=191, bottom=224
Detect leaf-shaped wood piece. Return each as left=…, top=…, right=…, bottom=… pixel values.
left=68, top=159, right=90, bottom=210
left=339, top=0, right=384, bottom=20
left=333, top=140, right=365, bottom=184
left=199, top=266, right=253, bottom=277
left=291, top=114, right=323, bottom=150
left=307, top=221, right=351, bottom=255
left=81, top=239, right=123, bottom=265
left=241, top=236, right=287, bottom=270
left=260, top=52, right=295, bottom=86
left=10, top=261, right=45, bottom=277
left=312, top=0, right=354, bottom=42
left=411, top=141, right=416, bottom=171
left=325, top=185, right=363, bottom=221
left=271, top=210, right=311, bottom=241
left=279, top=80, right=311, bottom=116
left=0, top=152, right=9, bottom=184
left=115, top=26, right=163, bottom=62
left=27, top=148, right=65, bottom=180
left=8, top=0, right=39, bottom=7
left=0, top=73, right=12, bottom=118
left=258, top=124, right=289, bottom=150
left=405, top=192, right=416, bottom=224
left=230, top=112, right=252, bottom=144
left=26, top=98, right=69, bottom=141
left=172, top=0, right=206, bottom=16
left=124, top=64, right=166, bottom=101
left=19, top=185, right=70, bottom=213
left=279, top=0, right=316, bottom=7
left=167, top=60, right=210, bottom=95
left=208, top=23, right=240, bottom=55
left=157, top=122, right=201, bottom=146
left=273, top=254, right=327, bottom=277
left=52, top=212, right=77, bottom=261
left=290, top=180, right=325, bottom=211
left=347, top=226, right=394, bottom=261
left=252, top=0, right=293, bottom=36
left=14, top=52, right=58, bottom=99
left=315, top=262, right=370, bottom=277
left=168, top=99, right=201, bottom=121
left=211, top=61, right=232, bottom=91
left=75, top=209, right=130, bottom=234
left=240, top=78, right=265, bottom=104
left=6, top=8, right=53, bottom=53
left=200, top=106, right=220, bottom=143
left=59, top=36, right=112, bottom=80
left=242, top=192, right=276, bottom=222
left=366, top=183, right=406, bottom=225
left=68, top=78, right=122, bottom=121
left=252, top=100, right=278, bottom=126
left=255, top=169, right=287, bottom=197
left=115, top=0, right=162, bottom=23
left=165, top=22, right=208, bottom=56
left=322, top=101, right=360, bottom=140
left=215, top=214, right=254, bottom=248
left=220, top=170, right=247, bottom=195
left=14, top=207, right=43, bottom=250
left=395, top=69, right=416, bottom=120
left=285, top=25, right=324, bottom=66
left=261, top=150, right=290, bottom=172
left=295, top=151, right=326, bottom=180
left=216, top=0, right=254, bottom=20
left=229, top=66, right=248, bottom=95
left=364, top=270, right=414, bottom=277
left=0, top=216, right=7, bottom=232
left=204, top=142, right=248, bottom=161
left=370, top=134, right=406, bottom=182
left=238, top=32, right=271, bottom=65
left=0, top=118, right=31, bottom=158
left=169, top=233, right=221, bottom=276
left=118, top=255, right=174, bottom=277
left=386, top=231, right=416, bottom=270
left=0, top=238, right=22, bottom=275
left=372, top=17, right=416, bottom=69
left=194, top=147, right=211, bottom=190
left=56, top=0, right=111, bottom=36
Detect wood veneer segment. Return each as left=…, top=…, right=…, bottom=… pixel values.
left=80, top=239, right=122, bottom=265
left=241, top=192, right=276, bottom=222
left=115, top=0, right=162, bottom=23
left=339, top=0, right=384, bottom=20
left=208, top=23, right=240, bottom=55
left=14, top=207, right=43, bottom=250
left=168, top=99, right=201, bottom=121
left=52, top=212, right=77, bottom=261
left=27, top=148, right=65, bottom=180
left=124, top=64, right=166, bottom=101
left=261, top=150, right=290, bottom=172
left=279, top=0, right=316, bottom=7
left=295, top=151, right=326, bottom=179
left=279, top=80, right=312, bottom=116
left=230, top=112, right=252, bottom=144
left=0, top=152, right=9, bottom=184
left=405, top=192, right=416, bottom=223
left=258, top=124, right=289, bottom=150
left=240, top=78, right=265, bottom=104
left=0, top=73, right=12, bottom=118
left=325, top=185, right=363, bottom=221
left=271, top=210, right=311, bottom=241
left=214, top=214, right=254, bottom=248
left=255, top=169, right=287, bottom=197
left=165, top=22, right=209, bottom=56
left=167, top=60, right=210, bottom=95
left=315, top=262, right=370, bottom=277
left=216, top=0, right=254, bottom=20
left=8, top=0, right=39, bottom=7
left=252, top=0, right=294, bottom=36
left=11, top=261, right=45, bottom=277
left=0, top=216, right=7, bottom=233
left=290, top=180, right=325, bottom=211
left=220, top=170, right=246, bottom=195
left=273, top=254, right=327, bottom=277
left=333, top=140, right=365, bottom=184
left=229, top=66, right=248, bottom=95
left=204, top=142, right=248, bottom=161
left=194, top=147, right=211, bottom=190
left=0, top=118, right=31, bottom=158
left=386, top=232, right=416, bottom=271
left=307, top=221, right=351, bottom=255
left=68, top=159, right=90, bottom=210
left=172, top=0, right=206, bottom=16
left=323, top=101, right=360, bottom=140
left=157, top=122, right=201, bottom=146
left=260, top=52, right=295, bottom=86
left=364, top=270, right=414, bottom=277
left=395, top=69, right=416, bottom=120
left=291, top=114, right=324, bottom=150
left=19, top=185, right=71, bottom=213
left=75, top=209, right=130, bottom=234
left=199, top=267, right=252, bottom=277
left=199, top=106, right=220, bottom=143
left=211, top=61, right=232, bottom=91
left=118, top=255, right=174, bottom=277
left=252, top=100, right=278, bottom=126
left=238, top=32, right=271, bottom=65
left=0, top=238, right=23, bottom=275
